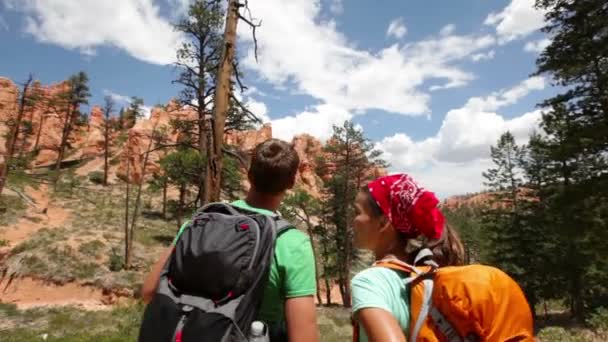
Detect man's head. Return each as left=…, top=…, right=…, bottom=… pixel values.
left=248, top=139, right=300, bottom=195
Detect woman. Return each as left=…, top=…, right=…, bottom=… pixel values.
left=351, top=173, right=465, bottom=342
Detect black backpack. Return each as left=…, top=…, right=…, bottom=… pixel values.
left=138, top=202, right=292, bottom=342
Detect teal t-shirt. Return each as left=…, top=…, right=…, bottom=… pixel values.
left=351, top=267, right=410, bottom=342
left=172, top=200, right=317, bottom=324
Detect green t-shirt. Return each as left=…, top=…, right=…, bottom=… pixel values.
left=172, top=200, right=317, bottom=323
left=351, top=267, right=410, bottom=342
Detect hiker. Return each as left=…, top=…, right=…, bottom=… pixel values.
left=350, top=173, right=534, bottom=342
left=141, top=139, right=319, bottom=342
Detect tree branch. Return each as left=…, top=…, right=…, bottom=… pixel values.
left=238, top=1, right=261, bottom=62
left=223, top=146, right=248, bottom=168
left=233, top=60, right=248, bottom=93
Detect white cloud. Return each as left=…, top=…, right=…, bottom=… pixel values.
left=470, top=50, right=495, bottom=62
left=328, top=0, right=343, bottom=15
left=103, top=90, right=152, bottom=119
left=439, top=24, right=456, bottom=36
left=238, top=0, right=496, bottom=117
left=244, top=97, right=271, bottom=124
left=377, top=77, right=545, bottom=196
left=5, top=0, right=183, bottom=65
left=270, top=103, right=352, bottom=142
left=410, top=159, right=494, bottom=199
left=485, top=0, right=546, bottom=43
left=103, top=90, right=132, bottom=104
left=387, top=18, right=407, bottom=39
left=524, top=38, right=551, bottom=53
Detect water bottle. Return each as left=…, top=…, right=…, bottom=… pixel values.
left=249, top=321, right=269, bottom=342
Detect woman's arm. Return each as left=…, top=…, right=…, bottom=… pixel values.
left=356, top=308, right=406, bottom=342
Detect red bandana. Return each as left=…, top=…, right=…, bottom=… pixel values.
left=367, top=174, right=444, bottom=239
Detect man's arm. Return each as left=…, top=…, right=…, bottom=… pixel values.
left=356, top=308, right=406, bottom=342
left=141, top=247, right=173, bottom=303
left=285, top=295, right=319, bottom=342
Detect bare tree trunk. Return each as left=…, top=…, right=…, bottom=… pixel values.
left=198, top=116, right=210, bottom=206
left=162, top=179, right=167, bottom=219
left=301, top=212, right=322, bottom=305
left=33, top=113, right=45, bottom=152
left=0, top=75, right=33, bottom=196
left=209, top=0, right=239, bottom=202
left=305, top=227, right=322, bottom=305
left=197, top=48, right=209, bottom=207
left=177, top=183, right=186, bottom=228
left=54, top=102, right=77, bottom=186
left=324, top=277, right=331, bottom=306
left=126, top=123, right=158, bottom=269
left=124, top=151, right=131, bottom=269
left=103, top=114, right=110, bottom=186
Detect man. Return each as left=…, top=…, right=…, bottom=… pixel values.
left=142, top=138, right=319, bottom=342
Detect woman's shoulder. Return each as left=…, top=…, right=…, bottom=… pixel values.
left=352, top=266, right=406, bottom=286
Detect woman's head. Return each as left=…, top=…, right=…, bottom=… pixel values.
left=353, top=173, right=464, bottom=266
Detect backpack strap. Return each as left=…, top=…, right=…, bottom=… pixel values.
left=374, top=259, right=437, bottom=342
left=274, top=218, right=293, bottom=236
left=375, top=256, right=468, bottom=342
left=198, top=202, right=241, bottom=215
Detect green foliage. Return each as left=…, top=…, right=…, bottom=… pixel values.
left=160, top=148, right=204, bottom=224
left=0, top=194, right=27, bottom=226
left=442, top=204, right=487, bottom=263
left=88, top=171, right=105, bottom=185
left=587, top=307, right=608, bottom=332
left=319, top=120, right=387, bottom=306
left=221, top=155, right=243, bottom=201
left=482, top=132, right=547, bottom=312
left=0, top=303, right=144, bottom=341
left=109, top=247, right=123, bottom=272
left=529, top=0, right=608, bottom=319
left=160, top=149, right=205, bottom=189
left=122, top=97, right=144, bottom=129
left=78, top=240, right=105, bottom=258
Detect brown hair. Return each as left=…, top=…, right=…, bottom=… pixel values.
left=361, top=186, right=465, bottom=267
left=249, top=139, right=300, bottom=194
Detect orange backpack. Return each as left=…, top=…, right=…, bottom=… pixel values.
left=352, top=250, right=535, bottom=342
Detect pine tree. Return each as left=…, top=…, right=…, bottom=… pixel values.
left=482, top=132, right=544, bottom=312
left=55, top=71, right=90, bottom=174
left=533, top=0, right=608, bottom=318
left=160, top=149, right=205, bottom=228
left=174, top=0, right=224, bottom=206
left=122, top=97, right=144, bottom=129
left=321, top=120, right=386, bottom=307
left=102, top=96, right=115, bottom=186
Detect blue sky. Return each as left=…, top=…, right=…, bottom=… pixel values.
left=0, top=0, right=554, bottom=197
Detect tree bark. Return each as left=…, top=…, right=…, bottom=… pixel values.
left=126, top=126, right=157, bottom=269
left=162, top=179, right=167, bottom=219
left=124, top=151, right=131, bottom=270
left=103, top=109, right=111, bottom=186
left=177, top=183, right=186, bottom=228
left=324, top=277, right=332, bottom=306
left=54, top=101, right=78, bottom=184
left=209, top=0, right=239, bottom=202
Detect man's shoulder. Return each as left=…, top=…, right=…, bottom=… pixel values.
left=276, top=227, right=309, bottom=245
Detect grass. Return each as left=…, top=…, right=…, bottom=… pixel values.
left=78, top=239, right=105, bottom=258
left=0, top=194, right=27, bottom=226
left=0, top=303, right=144, bottom=341
left=0, top=304, right=355, bottom=342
